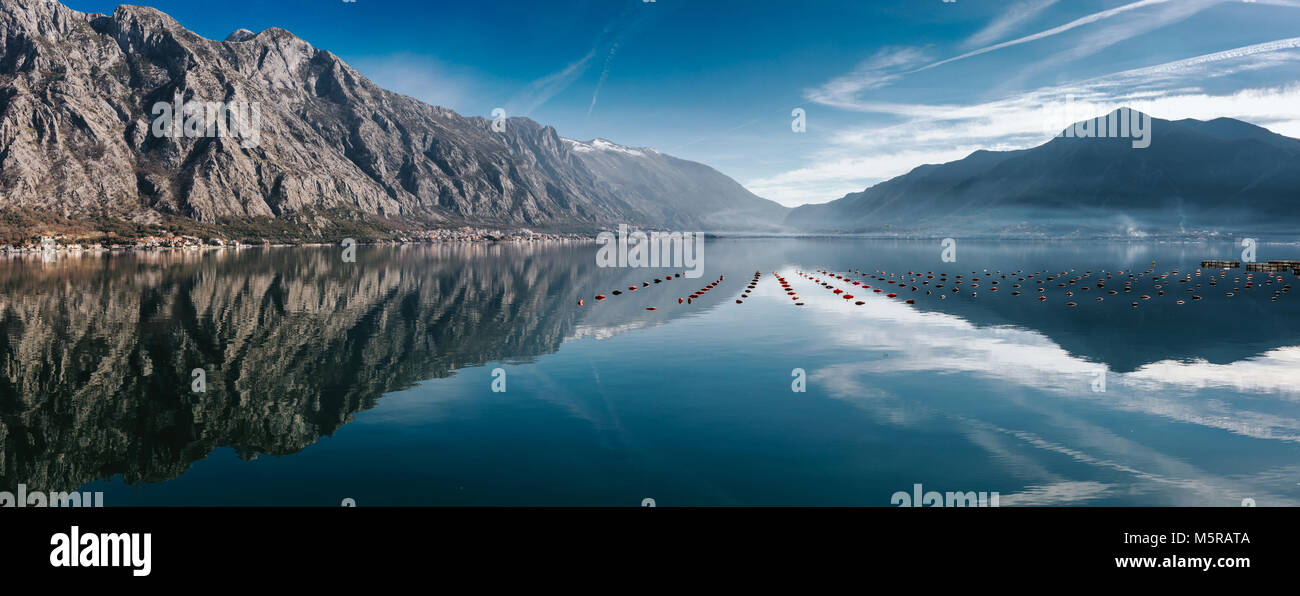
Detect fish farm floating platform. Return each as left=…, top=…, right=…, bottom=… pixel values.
left=1201, top=259, right=1300, bottom=273
left=1200, top=260, right=1241, bottom=269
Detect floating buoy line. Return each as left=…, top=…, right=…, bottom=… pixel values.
left=578, top=261, right=1296, bottom=314
left=579, top=271, right=724, bottom=311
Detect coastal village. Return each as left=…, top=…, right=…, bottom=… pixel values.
left=0, top=226, right=591, bottom=254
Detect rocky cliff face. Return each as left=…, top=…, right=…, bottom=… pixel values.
left=0, top=0, right=777, bottom=241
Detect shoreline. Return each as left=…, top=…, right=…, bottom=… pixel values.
left=6, top=234, right=1299, bottom=255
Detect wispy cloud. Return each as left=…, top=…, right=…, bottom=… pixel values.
left=965, top=0, right=1060, bottom=48
left=507, top=2, right=654, bottom=119
left=1008, top=0, right=1225, bottom=84
left=349, top=53, right=477, bottom=113
left=914, top=0, right=1184, bottom=75
left=807, top=0, right=1226, bottom=111
left=587, top=41, right=619, bottom=118
left=505, top=49, right=599, bottom=117
left=804, top=47, right=931, bottom=111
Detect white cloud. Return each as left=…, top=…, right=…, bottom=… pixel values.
left=804, top=47, right=932, bottom=111
left=808, top=0, right=1231, bottom=112
left=349, top=53, right=477, bottom=113
left=913, top=0, right=1194, bottom=76
left=965, top=0, right=1060, bottom=48
left=506, top=49, right=599, bottom=117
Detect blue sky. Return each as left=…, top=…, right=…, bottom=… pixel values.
left=63, top=0, right=1300, bottom=206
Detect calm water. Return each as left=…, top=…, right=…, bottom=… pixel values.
left=2, top=238, right=1298, bottom=506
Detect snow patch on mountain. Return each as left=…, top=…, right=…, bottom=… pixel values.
left=563, top=137, right=655, bottom=157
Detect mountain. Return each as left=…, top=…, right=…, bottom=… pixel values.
left=785, top=110, right=1300, bottom=236
left=0, top=0, right=781, bottom=243
left=563, top=138, right=788, bottom=230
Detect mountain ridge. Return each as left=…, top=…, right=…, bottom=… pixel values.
left=785, top=110, right=1300, bottom=237
left=0, top=0, right=783, bottom=243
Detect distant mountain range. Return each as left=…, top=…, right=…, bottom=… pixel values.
left=564, top=138, right=788, bottom=231
left=786, top=111, right=1300, bottom=237
left=0, top=0, right=785, bottom=243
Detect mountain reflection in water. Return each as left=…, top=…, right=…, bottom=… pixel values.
left=2, top=239, right=1298, bottom=506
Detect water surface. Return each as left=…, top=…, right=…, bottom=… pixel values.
left=2, top=239, right=1298, bottom=506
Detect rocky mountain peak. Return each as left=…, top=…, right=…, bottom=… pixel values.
left=0, top=0, right=780, bottom=242
left=224, top=28, right=256, bottom=43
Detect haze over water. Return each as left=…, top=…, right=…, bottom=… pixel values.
left=3, top=239, right=1298, bottom=506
